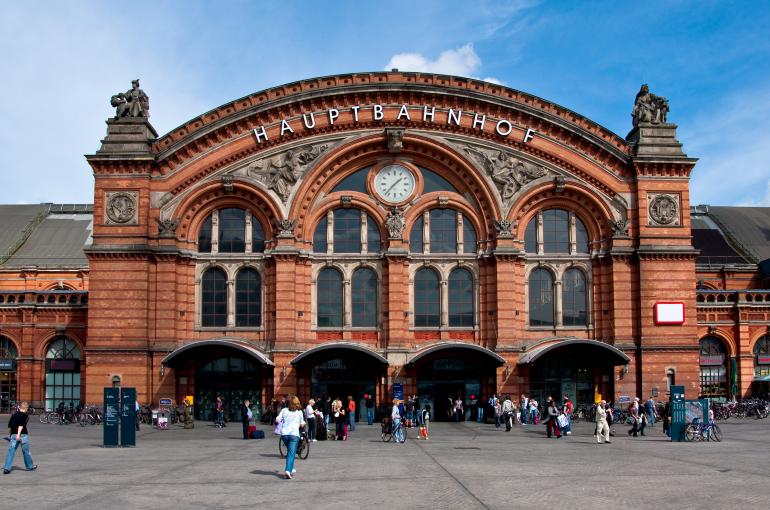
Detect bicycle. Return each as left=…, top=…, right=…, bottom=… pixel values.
left=683, top=418, right=722, bottom=442
left=381, top=417, right=407, bottom=443
left=278, top=430, right=310, bottom=459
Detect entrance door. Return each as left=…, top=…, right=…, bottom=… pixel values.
left=310, top=358, right=376, bottom=422
left=195, top=357, right=261, bottom=421
left=0, top=370, right=17, bottom=413
left=417, top=357, right=486, bottom=421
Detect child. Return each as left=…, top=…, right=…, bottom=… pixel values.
left=419, top=405, right=431, bottom=440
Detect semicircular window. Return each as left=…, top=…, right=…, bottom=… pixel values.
left=331, top=167, right=371, bottom=194
left=420, top=168, right=460, bottom=194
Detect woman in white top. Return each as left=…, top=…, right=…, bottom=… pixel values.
left=305, top=399, right=316, bottom=442
left=390, top=399, right=403, bottom=443
left=276, top=396, right=306, bottom=479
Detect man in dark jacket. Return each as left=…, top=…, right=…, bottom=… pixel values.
left=4, top=401, right=37, bottom=474
left=241, top=399, right=252, bottom=440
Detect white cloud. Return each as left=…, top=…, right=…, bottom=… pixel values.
left=384, top=44, right=503, bottom=85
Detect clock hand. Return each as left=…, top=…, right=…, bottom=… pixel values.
left=385, top=177, right=403, bottom=196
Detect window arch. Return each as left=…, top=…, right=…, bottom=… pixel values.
left=317, top=268, right=343, bottom=327
left=429, top=209, right=456, bottom=253
left=333, top=209, right=361, bottom=253
left=235, top=268, right=261, bottom=327
left=198, top=208, right=268, bottom=254
left=543, top=209, right=569, bottom=253
left=700, top=336, right=728, bottom=398
left=449, top=268, right=474, bottom=327
left=352, top=268, right=377, bottom=327
left=45, top=336, right=81, bottom=411
left=524, top=209, right=590, bottom=254
left=0, top=336, right=17, bottom=359
left=198, top=214, right=213, bottom=253
left=754, top=335, right=770, bottom=382
left=202, top=267, right=227, bottom=327
left=314, top=209, right=381, bottom=254
left=218, top=208, right=246, bottom=253
left=562, top=268, right=587, bottom=326
left=414, top=268, right=440, bottom=327
left=529, top=268, right=554, bottom=326
left=409, top=209, right=477, bottom=254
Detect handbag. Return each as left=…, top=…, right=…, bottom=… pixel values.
left=273, top=411, right=283, bottom=435
left=557, top=414, right=567, bottom=428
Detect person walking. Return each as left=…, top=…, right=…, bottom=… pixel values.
left=645, top=397, right=657, bottom=427
left=502, top=395, right=515, bottom=431
left=240, top=399, right=252, bottom=440
left=545, top=399, right=562, bottom=438
left=214, top=396, right=225, bottom=428
left=562, top=395, right=574, bottom=435
left=520, top=394, right=529, bottom=424
left=627, top=400, right=640, bottom=437
left=595, top=400, right=611, bottom=444
left=3, top=401, right=36, bottom=474
left=476, top=394, right=485, bottom=423
left=488, top=394, right=498, bottom=424
left=529, top=398, right=539, bottom=424
left=276, top=396, right=306, bottom=479
left=305, top=399, right=317, bottom=442
left=453, top=397, right=464, bottom=422
left=391, top=399, right=403, bottom=443
left=365, top=394, right=375, bottom=425
left=347, top=396, right=356, bottom=432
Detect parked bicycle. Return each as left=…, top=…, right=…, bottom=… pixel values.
left=683, top=417, right=722, bottom=442
left=278, top=430, right=310, bottom=459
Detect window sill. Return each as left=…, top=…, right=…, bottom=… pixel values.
left=195, top=327, right=264, bottom=332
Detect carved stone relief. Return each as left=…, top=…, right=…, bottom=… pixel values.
left=494, top=219, right=514, bottom=239
left=385, top=207, right=406, bottom=239
left=156, top=218, right=180, bottom=238
left=246, top=142, right=329, bottom=203
left=273, top=218, right=298, bottom=238
left=648, top=193, right=680, bottom=226
left=104, top=191, right=138, bottom=225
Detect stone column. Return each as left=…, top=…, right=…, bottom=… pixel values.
left=440, top=279, right=449, bottom=327
left=343, top=279, right=352, bottom=328
left=227, top=278, right=236, bottom=327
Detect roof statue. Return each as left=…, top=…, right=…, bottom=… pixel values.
left=111, top=79, right=150, bottom=119
left=631, top=84, right=668, bottom=126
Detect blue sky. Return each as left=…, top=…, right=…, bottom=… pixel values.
left=1, top=0, right=769, bottom=206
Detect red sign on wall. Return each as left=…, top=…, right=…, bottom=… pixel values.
left=654, top=302, right=685, bottom=325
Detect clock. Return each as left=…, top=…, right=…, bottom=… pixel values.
left=373, top=164, right=416, bottom=203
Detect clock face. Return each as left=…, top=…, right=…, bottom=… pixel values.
left=374, top=164, right=416, bottom=203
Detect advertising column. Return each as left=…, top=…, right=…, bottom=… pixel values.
left=120, top=387, right=137, bottom=447
left=103, top=387, right=119, bottom=447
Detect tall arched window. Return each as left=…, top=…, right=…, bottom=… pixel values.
left=525, top=209, right=589, bottom=254
left=754, top=335, right=770, bottom=383
left=333, top=209, right=361, bottom=253
left=700, top=336, right=727, bottom=398
left=317, top=268, right=343, bottom=327
left=235, top=268, right=261, bottom=327
left=202, top=267, right=227, bottom=327
left=45, top=337, right=81, bottom=411
left=449, top=268, right=474, bottom=327
left=313, top=216, right=328, bottom=253
left=562, top=268, right=587, bottom=326
left=429, top=209, right=456, bottom=253
left=218, top=208, right=246, bottom=253
left=198, top=215, right=212, bottom=253
left=409, top=216, right=424, bottom=252
left=415, top=268, right=440, bottom=327
left=529, top=268, right=554, bottom=326
left=352, top=268, right=377, bottom=327
left=252, top=220, right=266, bottom=253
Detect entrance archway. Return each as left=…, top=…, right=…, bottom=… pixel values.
left=291, top=343, right=388, bottom=422
left=408, top=343, right=504, bottom=421
left=518, top=339, right=629, bottom=409
left=162, top=340, right=273, bottom=420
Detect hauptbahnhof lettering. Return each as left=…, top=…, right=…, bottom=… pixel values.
left=1, top=72, right=769, bottom=420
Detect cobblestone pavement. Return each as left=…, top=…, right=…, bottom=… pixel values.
left=0, top=415, right=768, bottom=509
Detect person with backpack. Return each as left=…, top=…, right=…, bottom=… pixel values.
left=502, top=396, right=515, bottom=431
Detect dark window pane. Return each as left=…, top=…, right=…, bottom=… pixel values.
left=449, top=268, right=473, bottom=327
left=252, top=218, right=266, bottom=253
left=332, top=167, right=370, bottom=194
left=429, top=209, right=456, bottom=253
left=352, top=268, right=377, bottom=327
left=415, top=268, right=440, bottom=327
left=562, top=269, right=587, bottom=326
left=317, top=268, right=343, bottom=327
left=421, top=167, right=459, bottom=193
left=235, top=268, right=261, bottom=327
left=313, top=217, right=328, bottom=253
left=202, top=268, right=227, bottom=327
left=575, top=217, right=589, bottom=253
left=462, top=214, right=477, bottom=254
left=198, top=214, right=212, bottom=253
left=333, top=209, right=361, bottom=253
left=529, top=268, right=554, bottom=326
left=367, top=215, right=380, bottom=253
left=525, top=216, right=537, bottom=253
left=218, top=208, right=246, bottom=253
left=542, top=209, right=569, bottom=253
left=410, top=216, right=424, bottom=253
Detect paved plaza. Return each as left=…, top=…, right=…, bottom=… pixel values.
left=2, top=416, right=769, bottom=509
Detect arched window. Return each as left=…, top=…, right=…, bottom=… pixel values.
left=463, top=216, right=477, bottom=254
left=218, top=208, right=246, bottom=253
left=0, top=336, right=18, bottom=413
left=198, top=214, right=212, bottom=253
left=352, top=268, right=377, bottom=327
left=562, top=268, right=587, bottom=326
left=313, top=216, right=328, bottom=253
left=525, top=218, right=537, bottom=253
left=317, top=268, right=343, bottom=327
left=543, top=209, right=569, bottom=253
left=575, top=219, right=589, bottom=253
left=367, top=219, right=381, bottom=253
left=252, top=220, right=266, bottom=253
left=333, top=209, right=361, bottom=253
left=410, top=216, right=424, bottom=253
left=754, top=335, right=770, bottom=382
left=449, top=268, right=474, bottom=327
left=529, top=268, right=554, bottom=326
left=235, top=268, right=261, bottom=327
left=700, top=336, right=727, bottom=398
left=429, top=209, right=456, bottom=253
left=45, top=337, right=81, bottom=411
left=0, top=336, right=17, bottom=359
left=202, top=267, right=227, bottom=327
left=415, top=268, right=440, bottom=327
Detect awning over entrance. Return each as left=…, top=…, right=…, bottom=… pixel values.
left=517, top=339, right=630, bottom=366
left=290, top=342, right=388, bottom=365
left=161, top=339, right=274, bottom=367
left=406, top=342, right=505, bottom=367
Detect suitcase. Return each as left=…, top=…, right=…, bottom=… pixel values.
left=251, top=429, right=264, bottom=439
left=247, top=425, right=257, bottom=437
